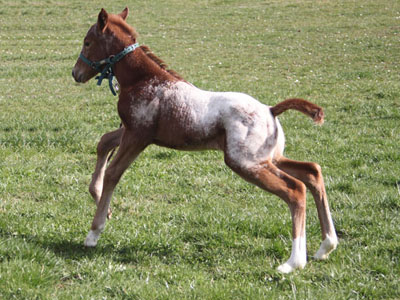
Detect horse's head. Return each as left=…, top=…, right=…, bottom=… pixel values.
left=72, top=7, right=138, bottom=83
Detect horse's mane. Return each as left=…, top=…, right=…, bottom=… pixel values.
left=139, top=45, right=184, bottom=81
left=109, top=14, right=184, bottom=81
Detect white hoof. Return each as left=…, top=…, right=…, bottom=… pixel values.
left=277, top=236, right=307, bottom=273
left=84, top=229, right=101, bottom=247
left=277, top=260, right=306, bottom=273
left=314, top=235, right=338, bottom=260
left=277, top=263, right=295, bottom=274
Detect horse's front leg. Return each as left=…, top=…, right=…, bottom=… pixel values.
left=85, top=131, right=148, bottom=247
left=89, top=127, right=123, bottom=218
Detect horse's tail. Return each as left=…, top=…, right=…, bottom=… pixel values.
left=270, top=98, right=324, bottom=124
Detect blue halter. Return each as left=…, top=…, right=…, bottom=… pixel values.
left=79, top=43, right=140, bottom=96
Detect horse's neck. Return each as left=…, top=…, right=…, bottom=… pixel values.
left=114, top=49, right=176, bottom=90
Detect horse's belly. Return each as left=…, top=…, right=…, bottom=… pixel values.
left=154, top=119, right=224, bottom=151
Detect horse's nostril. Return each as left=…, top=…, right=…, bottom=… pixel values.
left=72, top=69, right=82, bottom=83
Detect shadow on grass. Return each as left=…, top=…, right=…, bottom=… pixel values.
left=0, top=227, right=115, bottom=261
left=41, top=238, right=116, bottom=260
left=0, top=226, right=285, bottom=269
left=0, top=226, right=185, bottom=266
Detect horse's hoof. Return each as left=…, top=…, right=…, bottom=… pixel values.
left=314, top=235, right=338, bottom=260
left=277, top=261, right=306, bottom=274
left=84, top=230, right=100, bottom=247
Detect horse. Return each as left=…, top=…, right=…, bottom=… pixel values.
left=72, top=7, right=338, bottom=273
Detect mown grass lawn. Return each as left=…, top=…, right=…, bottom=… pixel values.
left=0, top=0, right=399, bottom=299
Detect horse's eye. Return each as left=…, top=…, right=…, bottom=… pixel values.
left=84, top=41, right=90, bottom=47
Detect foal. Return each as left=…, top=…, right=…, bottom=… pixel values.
left=72, top=8, right=338, bottom=273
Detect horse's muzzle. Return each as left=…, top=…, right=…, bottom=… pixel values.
left=72, top=69, right=82, bottom=83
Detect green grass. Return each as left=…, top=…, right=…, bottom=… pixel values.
left=1, top=0, right=399, bottom=298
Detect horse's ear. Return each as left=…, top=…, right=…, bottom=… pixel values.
left=119, top=7, right=129, bottom=20
left=97, top=8, right=109, bottom=33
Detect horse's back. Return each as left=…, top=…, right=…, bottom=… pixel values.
left=152, top=81, right=281, bottom=159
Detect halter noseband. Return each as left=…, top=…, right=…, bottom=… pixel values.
left=79, top=43, right=140, bottom=96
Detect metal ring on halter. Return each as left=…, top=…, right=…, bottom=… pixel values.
left=78, top=43, right=140, bottom=95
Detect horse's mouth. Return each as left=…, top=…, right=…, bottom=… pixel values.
left=72, top=70, right=89, bottom=83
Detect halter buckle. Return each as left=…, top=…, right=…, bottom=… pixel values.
left=79, top=43, right=139, bottom=96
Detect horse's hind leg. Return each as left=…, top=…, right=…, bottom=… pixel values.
left=89, top=127, right=123, bottom=218
left=226, top=158, right=307, bottom=273
left=274, top=156, right=338, bottom=260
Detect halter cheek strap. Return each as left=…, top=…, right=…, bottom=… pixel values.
left=79, top=43, right=140, bottom=96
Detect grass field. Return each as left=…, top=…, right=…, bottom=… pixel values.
left=1, top=0, right=399, bottom=298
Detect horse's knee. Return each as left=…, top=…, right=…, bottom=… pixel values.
left=286, top=180, right=307, bottom=211
left=104, top=167, right=123, bottom=187
left=304, top=162, right=325, bottom=193
left=308, top=162, right=322, bottom=178
left=97, top=135, right=112, bottom=155
left=89, top=180, right=101, bottom=203
left=97, top=130, right=121, bottom=156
